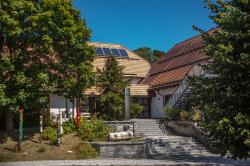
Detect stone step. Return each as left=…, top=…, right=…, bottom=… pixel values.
left=136, top=124, right=160, bottom=126
left=136, top=124, right=161, bottom=127
left=154, top=143, right=204, bottom=148
left=136, top=131, right=163, bottom=133
left=137, top=132, right=164, bottom=134
left=149, top=137, right=193, bottom=141
left=136, top=127, right=161, bottom=129
left=153, top=146, right=207, bottom=151
left=136, top=123, right=160, bottom=125
left=135, top=127, right=162, bottom=129
left=137, top=133, right=164, bottom=136
left=151, top=148, right=210, bottom=154
left=150, top=151, right=214, bottom=159
left=138, top=134, right=165, bottom=137
left=152, top=149, right=208, bottom=154
left=138, top=132, right=165, bottom=135
left=136, top=129, right=164, bottom=132
left=152, top=140, right=197, bottom=144
left=149, top=136, right=192, bottom=139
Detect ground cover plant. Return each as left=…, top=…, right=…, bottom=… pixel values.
left=78, top=117, right=110, bottom=141
left=73, top=143, right=98, bottom=159
left=0, top=131, right=95, bottom=162
left=42, top=126, right=57, bottom=145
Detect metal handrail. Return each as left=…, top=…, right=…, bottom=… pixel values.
left=166, top=65, right=203, bottom=108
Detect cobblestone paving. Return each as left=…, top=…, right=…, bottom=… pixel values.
left=0, top=157, right=250, bottom=166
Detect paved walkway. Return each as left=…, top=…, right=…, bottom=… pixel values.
left=0, top=158, right=250, bottom=166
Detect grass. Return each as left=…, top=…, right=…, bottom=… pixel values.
left=0, top=153, right=14, bottom=162
left=37, top=146, right=46, bottom=153
left=73, top=143, right=98, bottom=159
left=0, top=132, right=97, bottom=162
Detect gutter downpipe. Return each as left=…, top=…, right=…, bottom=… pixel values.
left=157, top=90, right=165, bottom=116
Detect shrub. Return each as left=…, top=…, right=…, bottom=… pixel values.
left=131, top=103, right=143, bottom=118
left=73, top=143, right=98, bottom=159
left=164, top=107, right=181, bottom=120
left=193, top=110, right=202, bottom=122
left=0, top=133, right=7, bottom=143
left=63, top=119, right=76, bottom=134
left=78, top=117, right=109, bottom=141
left=45, top=113, right=57, bottom=127
left=180, top=111, right=190, bottom=121
left=42, top=126, right=57, bottom=144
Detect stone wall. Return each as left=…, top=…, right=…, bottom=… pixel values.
left=90, top=141, right=145, bottom=158
left=167, top=121, right=196, bottom=136
left=166, top=121, right=208, bottom=145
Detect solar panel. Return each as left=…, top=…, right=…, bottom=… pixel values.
left=110, top=48, right=120, bottom=56
left=118, top=49, right=128, bottom=57
left=102, top=48, right=112, bottom=56
left=95, top=47, right=104, bottom=55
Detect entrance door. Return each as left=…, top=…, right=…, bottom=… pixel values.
left=133, top=98, right=151, bottom=118
left=81, top=96, right=96, bottom=113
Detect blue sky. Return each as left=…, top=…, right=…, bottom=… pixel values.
left=73, top=0, right=215, bottom=52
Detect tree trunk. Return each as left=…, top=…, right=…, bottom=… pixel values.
left=6, top=111, right=14, bottom=132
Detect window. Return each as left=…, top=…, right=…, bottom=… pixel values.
left=163, top=95, right=171, bottom=107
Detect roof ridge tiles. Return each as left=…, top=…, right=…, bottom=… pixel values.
left=170, top=27, right=218, bottom=49
left=149, top=58, right=205, bottom=77
left=158, top=45, right=205, bottom=63
left=88, top=41, right=121, bottom=46
left=173, top=34, right=201, bottom=48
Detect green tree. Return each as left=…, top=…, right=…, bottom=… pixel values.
left=98, top=56, right=128, bottom=120
left=0, top=0, right=94, bottom=130
left=133, top=47, right=165, bottom=63
left=130, top=103, right=143, bottom=118
left=189, top=0, right=250, bottom=159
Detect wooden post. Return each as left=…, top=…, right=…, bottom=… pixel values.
left=56, top=114, right=61, bottom=146
left=59, top=109, right=63, bottom=135
left=17, top=105, right=24, bottom=151
left=39, top=114, right=43, bottom=142
left=72, top=99, right=75, bottom=118
left=132, top=122, right=135, bottom=136
left=76, top=99, right=81, bottom=129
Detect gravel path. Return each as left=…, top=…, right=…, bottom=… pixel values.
left=0, top=157, right=250, bottom=166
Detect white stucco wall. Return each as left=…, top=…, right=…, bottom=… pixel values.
left=151, top=87, right=177, bottom=118
left=50, top=94, right=76, bottom=118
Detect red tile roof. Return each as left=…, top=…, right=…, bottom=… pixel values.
left=143, top=34, right=207, bottom=89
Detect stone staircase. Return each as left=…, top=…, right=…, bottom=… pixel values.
left=146, top=136, right=216, bottom=159
left=167, top=64, right=204, bottom=110
left=173, top=87, right=192, bottom=109
left=132, top=119, right=216, bottom=159
left=132, top=119, right=165, bottom=137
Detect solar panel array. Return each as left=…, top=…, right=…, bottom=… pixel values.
left=95, top=47, right=129, bottom=58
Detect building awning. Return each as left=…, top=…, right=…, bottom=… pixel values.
left=130, top=84, right=149, bottom=97
left=84, top=84, right=149, bottom=97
